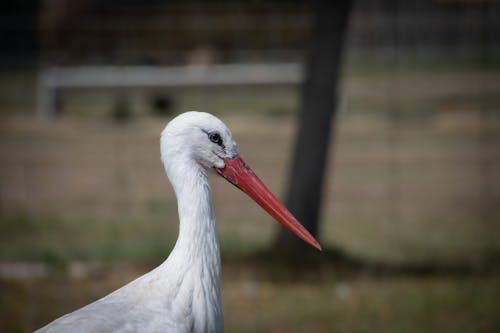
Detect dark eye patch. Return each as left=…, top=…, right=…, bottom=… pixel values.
left=208, top=131, right=224, bottom=148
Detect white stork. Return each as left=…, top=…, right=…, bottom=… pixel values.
left=35, top=111, right=321, bottom=333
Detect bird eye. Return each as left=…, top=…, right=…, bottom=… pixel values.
left=208, top=132, right=224, bottom=147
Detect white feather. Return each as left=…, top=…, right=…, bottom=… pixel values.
left=35, top=112, right=238, bottom=333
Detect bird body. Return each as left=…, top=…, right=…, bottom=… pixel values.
left=35, top=112, right=319, bottom=333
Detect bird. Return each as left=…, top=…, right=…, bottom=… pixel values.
left=35, top=111, right=321, bottom=333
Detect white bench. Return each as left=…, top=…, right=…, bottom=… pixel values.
left=37, top=63, right=302, bottom=119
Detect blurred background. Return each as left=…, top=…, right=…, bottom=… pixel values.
left=1, top=0, right=500, bottom=332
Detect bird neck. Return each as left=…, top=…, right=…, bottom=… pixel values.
left=176, top=165, right=220, bottom=268
left=162, top=158, right=223, bottom=332
left=165, top=156, right=221, bottom=287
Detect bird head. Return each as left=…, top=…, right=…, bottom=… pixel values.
left=161, top=111, right=239, bottom=170
left=161, top=111, right=321, bottom=251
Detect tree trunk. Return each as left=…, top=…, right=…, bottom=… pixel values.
left=275, top=0, right=352, bottom=251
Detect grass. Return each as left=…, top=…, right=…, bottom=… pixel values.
left=1, top=65, right=500, bottom=332
left=223, top=274, right=500, bottom=333
left=0, top=213, right=179, bottom=264
left=1, top=268, right=499, bottom=332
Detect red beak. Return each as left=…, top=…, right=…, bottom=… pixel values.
left=215, top=156, right=322, bottom=251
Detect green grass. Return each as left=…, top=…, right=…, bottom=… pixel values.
left=0, top=213, right=177, bottom=264
left=222, top=275, right=500, bottom=333
left=1, top=269, right=499, bottom=333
